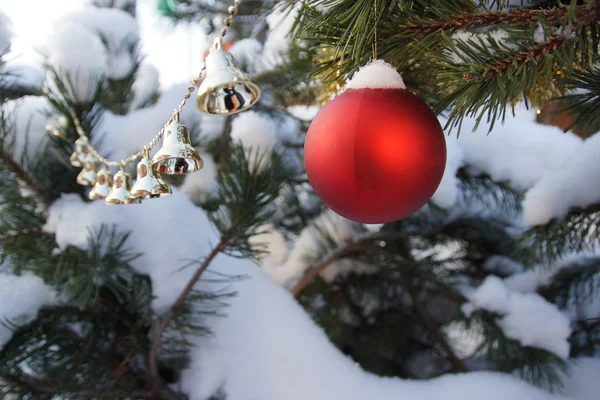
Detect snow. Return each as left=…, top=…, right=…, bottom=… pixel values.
left=54, top=8, right=139, bottom=79
left=129, top=64, right=159, bottom=110
left=3, top=95, right=52, bottom=164
left=41, top=170, right=568, bottom=400
left=2, top=63, right=45, bottom=91
left=43, top=190, right=223, bottom=313
left=262, top=210, right=372, bottom=287
left=179, top=263, right=565, bottom=400
left=263, top=3, right=299, bottom=66
left=180, top=153, right=219, bottom=203
left=0, top=10, right=12, bottom=53
left=449, top=110, right=582, bottom=191
left=523, top=132, right=600, bottom=225
left=230, top=111, right=278, bottom=173
left=45, top=22, right=108, bottom=103
left=0, top=273, right=55, bottom=348
left=228, top=38, right=263, bottom=74
left=560, top=358, right=600, bottom=400
left=342, top=60, right=406, bottom=91
left=248, top=223, right=289, bottom=265
left=462, top=276, right=571, bottom=359
left=287, top=105, right=320, bottom=121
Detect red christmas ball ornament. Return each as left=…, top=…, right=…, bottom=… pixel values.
left=304, top=62, right=446, bottom=224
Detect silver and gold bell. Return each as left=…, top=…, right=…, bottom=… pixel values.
left=131, top=157, right=172, bottom=199
left=70, top=137, right=90, bottom=167
left=105, top=169, right=140, bottom=205
left=76, top=154, right=97, bottom=186
left=89, top=167, right=113, bottom=200
left=196, top=38, right=260, bottom=115
left=151, top=117, right=203, bottom=175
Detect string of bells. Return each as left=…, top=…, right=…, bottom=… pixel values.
left=69, top=32, right=260, bottom=205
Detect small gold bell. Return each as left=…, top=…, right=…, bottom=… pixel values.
left=89, top=166, right=113, bottom=200
left=151, top=116, right=203, bottom=175
left=131, top=156, right=172, bottom=199
left=76, top=154, right=97, bottom=186
left=105, top=169, right=140, bottom=205
left=70, top=137, right=90, bottom=167
left=196, top=37, right=260, bottom=115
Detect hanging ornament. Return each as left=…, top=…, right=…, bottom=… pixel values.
left=68, top=0, right=260, bottom=206
left=89, top=166, right=113, bottom=200
left=131, top=154, right=172, bottom=199
left=196, top=37, right=260, bottom=115
left=151, top=116, right=203, bottom=175
left=70, top=137, right=90, bottom=167
left=105, top=169, right=140, bottom=205
left=304, top=60, right=447, bottom=224
left=76, top=154, right=97, bottom=186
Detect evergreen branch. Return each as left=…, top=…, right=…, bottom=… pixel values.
left=0, top=149, right=43, bottom=203
left=148, top=238, right=227, bottom=397
left=474, top=34, right=567, bottom=79
left=401, top=3, right=600, bottom=37
left=518, top=203, right=600, bottom=266
left=559, top=66, right=600, bottom=133
left=292, top=231, right=438, bottom=296
left=0, top=227, right=44, bottom=245
left=407, top=287, right=469, bottom=372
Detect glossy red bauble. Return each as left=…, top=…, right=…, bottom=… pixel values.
left=304, top=88, right=447, bottom=224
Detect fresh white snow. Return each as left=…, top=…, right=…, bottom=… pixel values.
left=343, top=59, right=406, bottom=91
left=523, top=132, right=600, bottom=225
left=230, top=111, right=278, bottom=173
left=0, top=273, right=55, bottom=347
left=462, top=276, right=571, bottom=359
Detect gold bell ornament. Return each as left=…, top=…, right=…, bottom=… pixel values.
left=105, top=169, right=140, bottom=205
left=89, top=166, right=113, bottom=200
left=70, top=137, right=90, bottom=167
left=151, top=115, right=203, bottom=175
left=76, top=154, right=97, bottom=186
left=196, top=37, right=260, bottom=115
left=130, top=155, right=172, bottom=199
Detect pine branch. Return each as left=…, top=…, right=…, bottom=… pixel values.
left=0, top=150, right=43, bottom=203
left=291, top=231, right=439, bottom=296
left=407, top=287, right=469, bottom=373
left=148, top=238, right=227, bottom=394
left=0, top=227, right=44, bottom=245
left=401, top=3, right=600, bottom=37
left=473, top=34, right=567, bottom=80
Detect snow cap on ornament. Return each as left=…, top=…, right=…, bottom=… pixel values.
left=341, top=59, right=406, bottom=92
left=304, top=59, right=447, bottom=224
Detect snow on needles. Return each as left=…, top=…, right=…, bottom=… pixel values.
left=231, top=111, right=278, bottom=173
left=0, top=273, right=55, bottom=347
left=343, top=59, right=406, bottom=91
left=462, top=276, right=571, bottom=359
left=43, top=170, right=566, bottom=400
left=4, top=95, right=53, bottom=164
left=55, top=8, right=139, bottom=79
left=523, top=132, right=600, bottom=225
left=45, top=22, right=108, bottom=103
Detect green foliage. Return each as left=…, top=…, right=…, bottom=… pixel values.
left=560, top=65, right=600, bottom=134
left=519, top=204, right=600, bottom=267
left=210, top=144, right=295, bottom=259
left=467, top=311, right=569, bottom=390
left=293, top=0, right=600, bottom=131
